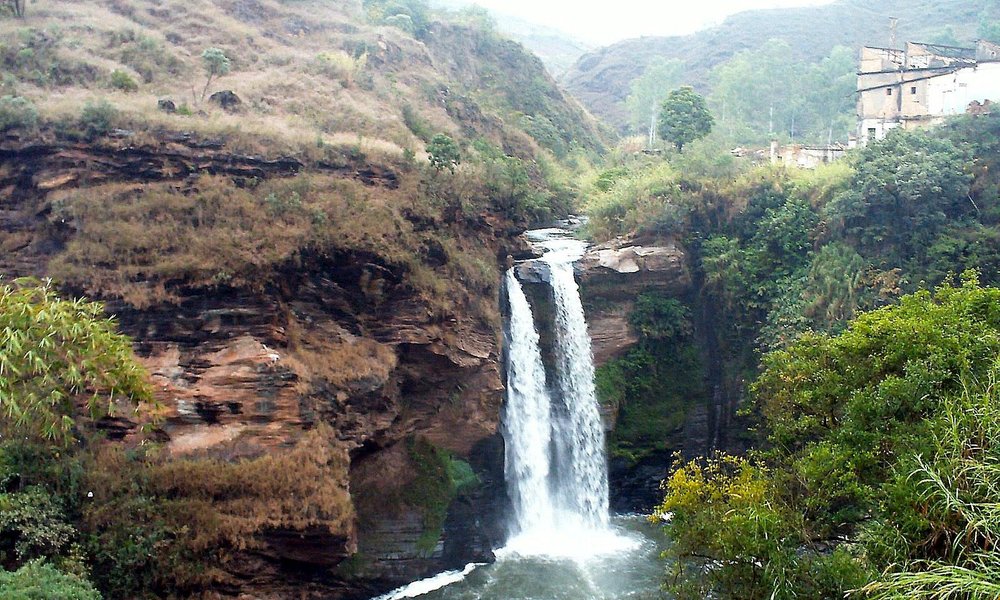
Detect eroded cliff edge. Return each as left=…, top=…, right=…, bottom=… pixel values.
left=0, top=130, right=525, bottom=598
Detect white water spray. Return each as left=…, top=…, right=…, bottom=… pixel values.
left=545, top=258, right=609, bottom=528
left=502, top=269, right=556, bottom=535
left=502, top=229, right=618, bottom=557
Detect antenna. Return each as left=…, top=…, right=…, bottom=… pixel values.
left=889, top=16, right=898, bottom=48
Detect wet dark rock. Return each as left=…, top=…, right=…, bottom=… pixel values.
left=158, top=98, right=176, bottom=113
left=514, top=259, right=550, bottom=284
left=209, top=90, right=242, bottom=111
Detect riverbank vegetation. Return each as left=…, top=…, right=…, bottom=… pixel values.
left=587, top=107, right=1000, bottom=595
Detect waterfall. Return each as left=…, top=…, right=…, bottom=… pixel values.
left=502, top=269, right=555, bottom=535
left=545, top=259, right=609, bottom=528
left=502, top=229, right=610, bottom=551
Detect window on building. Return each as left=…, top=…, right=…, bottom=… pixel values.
left=868, top=127, right=877, bottom=138
left=886, top=88, right=893, bottom=96
left=911, top=86, right=917, bottom=94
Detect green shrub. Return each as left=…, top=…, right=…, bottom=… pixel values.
left=264, top=190, right=303, bottom=215
left=426, top=133, right=461, bottom=173
left=107, top=29, right=182, bottom=83
left=402, top=104, right=433, bottom=142
left=78, top=99, right=118, bottom=137
left=657, top=275, right=1000, bottom=597
left=109, top=69, right=137, bottom=92
left=1, top=28, right=98, bottom=88
left=0, top=561, right=100, bottom=600
left=0, top=487, right=76, bottom=566
left=0, top=96, right=37, bottom=131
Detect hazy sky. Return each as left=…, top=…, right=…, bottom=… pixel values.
left=442, top=0, right=835, bottom=45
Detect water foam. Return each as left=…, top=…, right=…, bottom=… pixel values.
left=371, top=563, right=483, bottom=600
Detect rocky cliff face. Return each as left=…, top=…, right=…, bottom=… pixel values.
left=519, top=234, right=744, bottom=514
left=0, top=130, right=520, bottom=598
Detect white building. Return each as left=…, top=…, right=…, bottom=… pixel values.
left=857, top=41, right=1000, bottom=145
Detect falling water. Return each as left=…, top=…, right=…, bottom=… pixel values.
left=545, top=258, right=609, bottom=528
left=502, top=228, right=611, bottom=554
left=373, top=228, right=658, bottom=600
left=501, top=269, right=555, bottom=535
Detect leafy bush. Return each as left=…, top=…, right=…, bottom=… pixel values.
left=0, top=487, right=77, bottom=566
left=0, top=561, right=100, bottom=600
left=426, top=133, right=460, bottom=173
left=365, top=0, right=432, bottom=37
left=109, top=69, right=137, bottom=92
left=825, top=129, right=973, bottom=270
left=78, top=99, right=118, bottom=138
left=657, top=275, right=1000, bottom=597
left=0, top=95, right=37, bottom=131
left=629, top=295, right=691, bottom=341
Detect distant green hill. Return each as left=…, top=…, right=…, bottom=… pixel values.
left=429, top=0, right=594, bottom=76
left=563, top=0, right=997, bottom=131
left=491, top=14, right=594, bottom=77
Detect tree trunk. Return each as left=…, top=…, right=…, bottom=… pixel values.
left=201, top=74, right=214, bottom=101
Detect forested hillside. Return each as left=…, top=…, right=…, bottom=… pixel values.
left=565, top=0, right=999, bottom=133
left=430, top=0, right=594, bottom=76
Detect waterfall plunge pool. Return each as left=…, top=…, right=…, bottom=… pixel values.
left=374, top=515, right=670, bottom=600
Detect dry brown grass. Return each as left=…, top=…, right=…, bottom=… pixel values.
left=0, top=0, right=471, bottom=162
left=46, top=171, right=502, bottom=321
left=282, top=318, right=398, bottom=391
left=82, top=423, right=354, bottom=588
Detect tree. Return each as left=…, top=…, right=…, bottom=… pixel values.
left=3, top=0, right=25, bottom=18
left=825, top=129, right=972, bottom=269
left=426, top=133, right=460, bottom=173
left=0, top=278, right=151, bottom=444
left=657, top=86, right=713, bottom=152
left=200, top=48, right=230, bottom=100
left=625, top=58, right=683, bottom=142
left=707, top=40, right=858, bottom=144
left=710, top=40, right=798, bottom=142
left=803, top=46, right=857, bottom=144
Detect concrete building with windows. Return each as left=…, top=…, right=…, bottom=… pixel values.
left=856, top=40, right=1000, bottom=145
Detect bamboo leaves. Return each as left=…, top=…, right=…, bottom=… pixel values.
left=0, top=278, right=151, bottom=444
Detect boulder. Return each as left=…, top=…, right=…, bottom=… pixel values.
left=579, top=241, right=687, bottom=277
left=209, top=90, right=242, bottom=111
left=514, top=259, right=551, bottom=284
left=158, top=98, right=176, bottom=113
